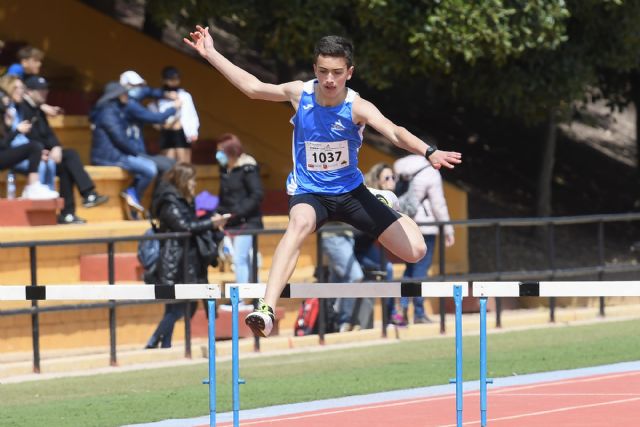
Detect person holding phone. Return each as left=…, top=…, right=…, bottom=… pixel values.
left=145, top=162, right=228, bottom=348
left=214, top=133, right=264, bottom=285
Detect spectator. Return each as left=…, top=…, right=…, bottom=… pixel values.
left=6, top=46, right=43, bottom=80
left=119, top=70, right=179, bottom=180
left=215, top=134, right=264, bottom=284
left=90, top=81, right=157, bottom=219
left=0, top=75, right=56, bottom=191
left=321, top=224, right=365, bottom=332
left=0, top=79, right=58, bottom=199
left=145, top=162, right=228, bottom=348
left=150, top=66, right=199, bottom=163
left=18, top=76, right=109, bottom=223
left=394, top=154, right=455, bottom=324
left=354, top=163, right=403, bottom=324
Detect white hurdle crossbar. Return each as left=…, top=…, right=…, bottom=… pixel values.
left=227, top=281, right=469, bottom=299
left=474, top=280, right=640, bottom=297
left=225, top=282, right=468, bottom=427
left=0, top=283, right=221, bottom=427
left=0, top=284, right=221, bottom=300
left=472, top=280, right=640, bottom=427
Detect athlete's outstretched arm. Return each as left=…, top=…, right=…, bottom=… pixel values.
left=353, top=97, right=462, bottom=169
left=184, top=25, right=302, bottom=105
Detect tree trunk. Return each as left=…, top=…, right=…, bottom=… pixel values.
left=536, top=110, right=557, bottom=218
left=142, top=4, right=164, bottom=41
left=630, top=72, right=640, bottom=172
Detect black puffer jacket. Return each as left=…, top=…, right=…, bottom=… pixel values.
left=217, top=153, right=264, bottom=230
left=152, top=181, right=213, bottom=285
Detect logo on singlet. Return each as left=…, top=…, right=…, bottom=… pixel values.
left=330, top=119, right=345, bottom=131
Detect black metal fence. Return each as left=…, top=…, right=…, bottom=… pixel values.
left=2, top=212, right=640, bottom=373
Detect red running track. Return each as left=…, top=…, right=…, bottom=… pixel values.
left=211, top=370, right=640, bottom=426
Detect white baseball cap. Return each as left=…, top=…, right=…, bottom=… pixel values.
left=119, top=70, right=146, bottom=87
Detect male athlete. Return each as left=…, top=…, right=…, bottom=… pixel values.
left=184, top=26, right=462, bottom=337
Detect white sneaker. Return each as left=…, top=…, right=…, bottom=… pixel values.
left=367, top=187, right=400, bottom=210
left=245, top=300, right=275, bottom=337
left=22, top=182, right=59, bottom=200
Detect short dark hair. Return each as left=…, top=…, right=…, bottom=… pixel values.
left=17, top=46, right=44, bottom=61
left=162, top=66, right=180, bottom=80
left=314, top=36, right=354, bottom=68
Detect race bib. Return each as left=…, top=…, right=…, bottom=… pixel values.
left=305, top=140, right=349, bottom=171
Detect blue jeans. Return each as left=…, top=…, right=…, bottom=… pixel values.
left=232, top=234, right=255, bottom=283
left=147, top=301, right=198, bottom=348
left=401, top=234, right=437, bottom=319
left=95, top=155, right=157, bottom=200
left=14, top=158, right=56, bottom=190
left=322, top=235, right=364, bottom=325
left=356, top=243, right=395, bottom=315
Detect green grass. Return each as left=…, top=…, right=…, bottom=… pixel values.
left=1, top=319, right=640, bottom=427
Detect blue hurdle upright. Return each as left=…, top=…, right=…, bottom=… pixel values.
left=473, top=280, right=640, bottom=427
left=225, top=281, right=467, bottom=427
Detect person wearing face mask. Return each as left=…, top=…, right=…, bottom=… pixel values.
left=90, top=81, right=157, bottom=219
left=118, top=71, right=179, bottom=188
left=215, top=133, right=264, bottom=285
left=149, top=66, right=200, bottom=163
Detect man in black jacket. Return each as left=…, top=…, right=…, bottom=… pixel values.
left=19, top=76, right=108, bottom=224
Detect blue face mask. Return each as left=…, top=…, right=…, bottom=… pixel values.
left=128, top=86, right=145, bottom=100
left=215, top=150, right=228, bottom=167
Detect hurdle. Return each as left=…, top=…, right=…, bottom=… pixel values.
left=0, top=284, right=222, bottom=427
left=225, top=281, right=468, bottom=427
left=472, top=280, right=640, bottom=427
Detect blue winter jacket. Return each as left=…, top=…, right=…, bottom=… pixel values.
left=124, top=99, right=176, bottom=154
left=90, top=99, right=137, bottom=164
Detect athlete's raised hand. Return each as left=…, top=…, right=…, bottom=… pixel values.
left=184, top=25, right=214, bottom=57
left=428, top=150, right=462, bottom=170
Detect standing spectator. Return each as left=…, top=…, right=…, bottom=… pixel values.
left=145, top=162, right=228, bottom=348
left=119, top=70, right=179, bottom=180
left=5, top=46, right=43, bottom=80
left=18, top=76, right=109, bottom=222
left=0, top=78, right=58, bottom=199
left=151, top=66, right=199, bottom=163
left=215, top=134, right=264, bottom=284
left=354, top=163, right=402, bottom=324
left=394, top=154, right=455, bottom=324
left=321, top=225, right=365, bottom=332
left=0, top=75, right=56, bottom=191
left=90, top=81, right=157, bottom=219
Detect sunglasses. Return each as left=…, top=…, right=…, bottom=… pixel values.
left=381, top=175, right=396, bottom=182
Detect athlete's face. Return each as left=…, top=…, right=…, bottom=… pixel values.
left=313, top=55, right=353, bottom=100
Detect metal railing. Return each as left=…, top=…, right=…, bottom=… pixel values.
left=2, top=212, right=640, bottom=371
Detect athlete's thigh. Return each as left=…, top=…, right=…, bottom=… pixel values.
left=289, top=193, right=328, bottom=231
left=337, top=185, right=400, bottom=238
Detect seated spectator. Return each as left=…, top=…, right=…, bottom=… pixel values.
left=0, top=75, right=56, bottom=191
left=119, top=70, right=178, bottom=180
left=5, top=46, right=43, bottom=80
left=150, top=66, right=199, bottom=163
left=0, top=80, right=58, bottom=199
left=90, top=81, right=157, bottom=219
left=18, top=76, right=108, bottom=222
left=214, top=134, right=264, bottom=284
left=145, top=162, right=228, bottom=348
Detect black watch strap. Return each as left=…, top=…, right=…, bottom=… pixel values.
left=425, top=145, right=438, bottom=159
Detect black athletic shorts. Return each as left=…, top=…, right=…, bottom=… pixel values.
left=289, top=184, right=401, bottom=237
left=159, top=129, right=190, bottom=150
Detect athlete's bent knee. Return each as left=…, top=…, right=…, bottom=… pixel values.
left=407, top=242, right=427, bottom=263
left=287, top=214, right=315, bottom=235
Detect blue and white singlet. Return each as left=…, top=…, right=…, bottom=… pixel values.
left=286, top=80, right=365, bottom=195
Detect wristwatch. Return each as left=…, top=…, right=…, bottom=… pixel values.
left=424, top=145, right=438, bottom=159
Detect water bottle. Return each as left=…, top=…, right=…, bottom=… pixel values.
left=6, top=172, right=16, bottom=200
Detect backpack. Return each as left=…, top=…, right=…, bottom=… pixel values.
left=137, top=222, right=160, bottom=272
left=395, top=165, right=429, bottom=217
left=294, top=298, right=320, bottom=336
